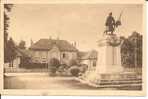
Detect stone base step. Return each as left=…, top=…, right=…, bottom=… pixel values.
left=97, top=79, right=142, bottom=85
left=90, top=83, right=142, bottom=88
left=77, top=77, right=142, bottom=89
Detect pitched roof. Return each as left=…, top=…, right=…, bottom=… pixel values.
left=78, top=50, right=97, bottom=60
left=78, top=51, right=88, bottom=58
left=16, top=48, right=32, bottom=58
left=29, top=39, right=78, bottom=52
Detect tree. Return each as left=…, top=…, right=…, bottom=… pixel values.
left=4, top=4, right=13, bottom=63
left=49, top=58, right=60, bottom=75
left=69, top=66, right=80, bottom=77
left=18, top=40, right=26, bottom=49
left=121, top=38, right=134, bottom=68
left=128, top=31, right=142, bottom=68
left=121, top=31, right=142, bottom=68
left=7, top=38, right=17, bottom=67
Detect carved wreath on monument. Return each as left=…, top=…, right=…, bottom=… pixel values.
left=107, top=35, right=122, bottom=47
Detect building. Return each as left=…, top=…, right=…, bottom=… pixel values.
left=78, top=50, right=97, bottom=71
left=4, top=48, right=31, bottom=69
left=29, top=38, right=78, bottom=66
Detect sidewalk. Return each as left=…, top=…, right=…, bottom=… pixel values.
left=4, top=68, right=50, bottom=73
left=4, top=72, right=50, bottom=76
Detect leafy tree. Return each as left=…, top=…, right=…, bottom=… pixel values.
left=18, top=40, right=26, bottom=49
left=129, top=31, right=142, bottom=68
left=7, top=38, right=17, bottom=67
left=69, top=66, right=80, bottom=77
left=121, top=31, right=142, bottom=68
left=121, top=39, right=134, bottom=67
left=4, top=4, right=13, bottom=63
left=49, top=58, right=60, bottom=75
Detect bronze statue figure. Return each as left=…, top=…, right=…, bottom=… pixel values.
left=104, top=12, right=122, bottom=35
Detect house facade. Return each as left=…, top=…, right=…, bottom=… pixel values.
left=4, top=48, right=31, bottom=69
left=78, top=50, right=97, bottom=71
left=29, top=39, right=78, bottom=66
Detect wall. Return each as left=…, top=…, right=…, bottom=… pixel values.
left=47, top=46, right=61, bottom=63
left=30, top=46, right=77, bottom=66
left=31, top=50, right=48, bottom=63
left=60, top=51, right=77, bottom=65
left=4, top=56, right=20, bottom=69
left=80, top=59, right=97, bottom=71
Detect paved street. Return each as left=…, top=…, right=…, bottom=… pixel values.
left=4, top=75, right=99, bottom=90
left=4, top=73, right=142, bottom=90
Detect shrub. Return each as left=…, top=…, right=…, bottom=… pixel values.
left=79, top=64, right=88, bottom=73
left=69, top=66, right=80, bottom=77
left=49, top=58, right=60, bottom=75
left=50, top=67, right=57, bottom=76
left=20, top=62, right=48, bottom=69
left=49, top=58, right=60, bottom=68
left=58, top=64, right=67, bottom=72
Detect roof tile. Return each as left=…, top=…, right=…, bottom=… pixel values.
left=29, top=39, right=78, bottom=52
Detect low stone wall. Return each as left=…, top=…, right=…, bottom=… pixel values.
left=124, top=68, right=142, bottom=74
left=4, top=68, right=50, bottom=73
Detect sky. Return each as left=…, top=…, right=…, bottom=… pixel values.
left=8, top=4, right=143, bottom=51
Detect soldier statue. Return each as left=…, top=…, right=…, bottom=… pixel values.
left=104, top=12, right=122, bottom=35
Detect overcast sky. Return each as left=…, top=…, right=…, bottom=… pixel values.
left=8, top=4, right=143, bottom=51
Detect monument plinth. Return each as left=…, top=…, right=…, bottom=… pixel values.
left=79, top=13, right=141, bottom=88
left=96, top=34, right=123, bottom=74
left=81, top=34, right=124, bottom=86
left=79, top=34, right=141, bottom=88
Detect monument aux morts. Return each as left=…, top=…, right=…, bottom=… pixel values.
left=97, top=12, right=123, bottom=75
left=80, top=12, right=141, bottom=88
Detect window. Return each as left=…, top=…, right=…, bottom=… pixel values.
left=63, top=53, right=66, bottom=58
left=9, top=63, right=13, bottom=67
left=35, top=60, right=38, bottom=63
left=93, top=61, right=96, bottom=67
left=42, top=58, right=47, bottom=63
left=42, top=60, right=47, bottom=63
left=34, top=57, right=39, bottom=63
left=35, top=51, right=39, bottom=57
left=41, top=52, right=46, bottom=59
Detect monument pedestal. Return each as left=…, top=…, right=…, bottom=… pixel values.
left=96, top=34, right=123, bottom=75
left=80, top=34, right=141, bottom=88
left=82, top=34, right=125, bottom=86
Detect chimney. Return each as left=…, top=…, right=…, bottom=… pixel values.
left=49, top=36, right=52, bottom=40
left=71, top=43, right=73, bottom=46
left=30, top=39, right=34, bottom=46
left=74, top=42, right=76, bottom=47
left=57, top=36, right=59, bottom=40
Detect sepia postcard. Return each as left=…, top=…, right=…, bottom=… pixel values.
left=0, top=0, right=146, bottom=96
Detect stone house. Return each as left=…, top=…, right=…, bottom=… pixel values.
left=78, top=50, right=97, bottom=71
left=29, top=38, right=78, bottom=66
left=4, top=48, right=31, bottom=69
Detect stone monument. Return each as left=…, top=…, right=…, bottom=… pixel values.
left=79, top=12, right=141, bottom=88
left=80, top=12, right=124, bottom=86
left=96, top=34, right=123, bottom=74
left=85, top=12, right=123, bottom=81
left=82, top=34, right=124, bottom=84
left=95, top=34, right=123, bottom=79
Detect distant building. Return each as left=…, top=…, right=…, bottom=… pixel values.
left=4, top=38, right=98, bottom=70
left=4, top=48, right=31, bottom=69
left=29, top=38, right=78, bottom=66
left=78, top=50, right=97, bottom=71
